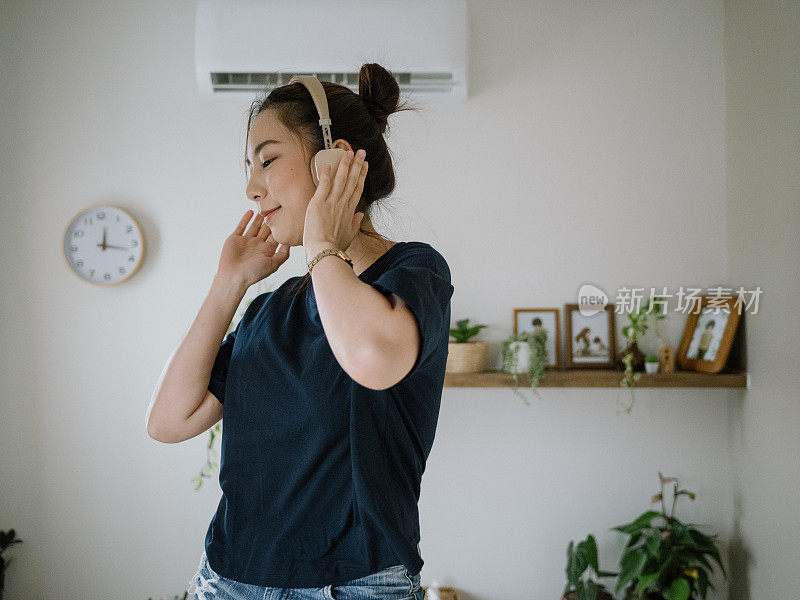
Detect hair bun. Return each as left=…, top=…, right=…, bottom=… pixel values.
left=358, top=63, right=401, bottom=134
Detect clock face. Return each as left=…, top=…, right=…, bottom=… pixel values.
left=63, top=204, right=145, bottom=285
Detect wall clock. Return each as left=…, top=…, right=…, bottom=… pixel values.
left=62, top=204, right=146, bottom=285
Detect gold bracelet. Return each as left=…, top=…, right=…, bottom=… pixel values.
left=307, top=248, right=353, bottom=273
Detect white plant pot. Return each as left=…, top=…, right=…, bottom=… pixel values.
left=644, top=361, right=659, bottom=374
left=508, top=341, right=531, bottom=374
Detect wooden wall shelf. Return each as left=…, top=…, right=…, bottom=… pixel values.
left=443, top=369, right=748, bottom=388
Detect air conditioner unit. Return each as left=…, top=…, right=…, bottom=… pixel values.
left=194, top=0, right=467, bottom=100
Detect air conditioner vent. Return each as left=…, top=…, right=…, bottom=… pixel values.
left=209, top=71, right=456, bottom=95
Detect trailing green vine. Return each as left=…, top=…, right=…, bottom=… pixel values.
left=502, top=330, right=548, bottom=405
left=616, top=353, right=641, bottom=414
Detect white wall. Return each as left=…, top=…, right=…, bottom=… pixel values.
left=0, top=1, right=752, bottom=599
left=724, top=0, right=800, bottom=598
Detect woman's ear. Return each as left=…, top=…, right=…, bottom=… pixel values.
left=332, top=139, right=353, bottom=154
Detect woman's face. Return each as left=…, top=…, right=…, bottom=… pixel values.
left=245, top=109, right=318, bottom=247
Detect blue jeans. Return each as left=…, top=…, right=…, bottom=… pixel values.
left=188, top=551, right=424, bottom=600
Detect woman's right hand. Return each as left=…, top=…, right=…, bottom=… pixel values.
left=215, top=210, right=291, bottom=288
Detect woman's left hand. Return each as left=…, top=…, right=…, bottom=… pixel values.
left=303, top=148, right=368, bottom=256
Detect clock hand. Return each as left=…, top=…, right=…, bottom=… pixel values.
left=102, top=227, right=107, bottom=250
left=103, top=244, right=128, bottom=250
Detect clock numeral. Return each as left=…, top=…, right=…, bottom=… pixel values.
left=73, top=230, right=84, bottom=238
left=89, top=269, right=95, bottom=277
left=69, top=245, right=78, bottom=252
left=126, top=225, right=133, bottom=233
left=104, top=272, right=111, bottom=280
left=76, top=259, right=84, bottom=268
left=97, top=211, right=106, bottom=220
left=131, top=239, right=138, bottom=248
left=128, top=255, right=135, bottom=262
left=115, top=215, right=120, bottom=222
left=84, top=217, right=93, bottom=225
left=118, top=267, right=126, bottom=276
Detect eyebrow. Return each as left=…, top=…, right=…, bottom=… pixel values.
left=245, top=139, right=281, bottom=166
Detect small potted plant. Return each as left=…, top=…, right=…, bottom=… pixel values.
left=616, top=296, right=667, bottom=372
left=446, top=318, right=489, bottom=373
left=1, top=529, right=23, bottom=600
left=560, top=534, right=618, bottom=600
left=644, top=355, right=659, bottom=374
left=611, top=472, right=727, bottom=600
left=501, top=330, right=548, bottom=404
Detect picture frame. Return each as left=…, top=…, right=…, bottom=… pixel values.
left=513, top=308, right=562, bottom=369
left=676, top=296, right=742, bottom=373
left=563, top=303, right=617, bottom=369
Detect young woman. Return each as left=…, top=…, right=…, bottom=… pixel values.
left=146, top=63, right=455, bottom=600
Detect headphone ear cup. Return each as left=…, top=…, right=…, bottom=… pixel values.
left=310, top=155, right=319, bottom=186
left=311, top=148, right=347, bottom=186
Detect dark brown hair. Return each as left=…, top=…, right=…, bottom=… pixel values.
left=244, top=63, right=417, bottom=297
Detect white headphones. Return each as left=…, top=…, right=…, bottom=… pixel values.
left=288, top=75, right=347, bottom=186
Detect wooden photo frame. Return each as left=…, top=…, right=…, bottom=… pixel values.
left=564, top=303, right=617, bottom=369
left=513, top=308, right=562, bottom=369
left=677, top=296, right=742, bottom=373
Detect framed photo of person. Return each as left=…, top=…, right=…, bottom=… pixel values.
left=677, top=296, right=742, bottom=373
left=513, top=308, right=562, bottom=369
left=563, top=303, right=617, bottom=369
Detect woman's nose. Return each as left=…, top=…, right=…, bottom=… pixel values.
left=246, top=176, right=265, bottom=202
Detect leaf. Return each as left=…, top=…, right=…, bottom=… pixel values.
left=584, top=580, right=598, bottom=600
left=566, top=540, right=576, bottom=583
left=612, top=511, right=662, bottom=535
left=644, top=532, right=662, bottom=557
left=696, top=567, right=710, bottom=600
left=615, top=549, right=648, bottom=592
left=625, top=531, right=643, bottom=549
left=574, top=547, right=590, bottom=579
left=669, top=577, right=691, bottom=600
left=634, top=571, right=659, bottom=596
left=582, top=534, right=599, bottom=574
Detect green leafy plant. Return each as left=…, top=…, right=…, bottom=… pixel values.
left=191, top=423, right=222, bottom=490
left=617, top=353, right=641, bottom=413
left=622, top=296, right=666, bottom=344
left=501, top=330, right=548, bottom=405
left=449, top=318, right=487, bottom=343
left=617, top=296, right=668, bottom=407
left=562, top=534, right=618, bottom=600
left=1, top=529, right=23, bottom=600
left=611, top=472, right=726, bottom=600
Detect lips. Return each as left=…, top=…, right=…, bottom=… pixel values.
left=260, top=207, right=280, bottom=218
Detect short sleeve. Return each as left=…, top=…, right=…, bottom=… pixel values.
left=208, top=320, right=240, bottom=405
left=370, top=250, right=455, bottom=383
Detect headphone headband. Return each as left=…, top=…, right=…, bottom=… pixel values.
left=288, top=75, right=334, bottom=150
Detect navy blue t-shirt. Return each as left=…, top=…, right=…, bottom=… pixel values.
left=204, top=241, right=454, bottom=588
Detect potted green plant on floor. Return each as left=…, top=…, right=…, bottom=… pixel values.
left=560, top=533, right=618, bottom=600
left=1, top=529, right=23, bottom=600
left=611, top=472, right=727, bottom=600
left=193, top=294, right=258, bottom=490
